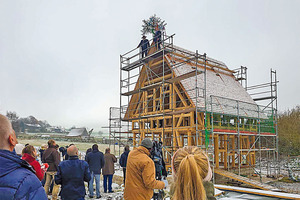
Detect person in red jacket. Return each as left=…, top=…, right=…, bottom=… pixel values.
left=22, top=145, right=48, bottom=181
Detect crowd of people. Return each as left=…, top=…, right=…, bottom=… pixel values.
left=0, top=114, right=215, bottom=200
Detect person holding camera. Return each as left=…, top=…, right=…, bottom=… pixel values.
left=124, top=138, right=165, bottom=200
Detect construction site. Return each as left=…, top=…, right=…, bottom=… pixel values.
left=107, top=32, right=282, bottom=192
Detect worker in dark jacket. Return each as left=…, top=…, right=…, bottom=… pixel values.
left=0, top=114, right=47, bottom=200
left=42, top=139, right=61, bottom=200
left=85, top=144, right=105, bottom=198
left=119, top=145, right=130, bottom=184
left=137, top=35, right=150, bottom=58
left=55, top=145, right=91, bottom=200
left=153, top=26, right=162, bottom=50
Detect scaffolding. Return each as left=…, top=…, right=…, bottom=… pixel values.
left=246, top=69, right=279, bottom=178
left=119, top=34, right=210, bottom=167
left=107, top=34, right=279, bottom=186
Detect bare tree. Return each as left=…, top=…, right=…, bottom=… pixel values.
left=6, top=111, right=19, bottom=122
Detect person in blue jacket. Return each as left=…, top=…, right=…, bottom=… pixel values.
left=55, top=145, right=91, bottom=200
left=119, top=145, right=130, bottom=184
left=0, top=114, right=47, bottom=200
left=153, top=26, right=162, bottom=50
left=85, top=144, right=105, bottom=198
left=137, top=35, right=150, bottom=58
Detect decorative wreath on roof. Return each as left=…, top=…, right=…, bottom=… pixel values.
left=141, top=14, right=167, bottom=36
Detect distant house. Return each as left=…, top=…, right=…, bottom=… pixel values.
left=24, top=123, right=41, bottom=133
left=50, top=126, right=64, bottom=133
left=66, top=128, right=90, bottom=138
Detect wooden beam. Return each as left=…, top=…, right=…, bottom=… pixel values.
left=214, top=134, right=220, bottom=168
left=153, top=88, right=156, bottom=112
left=188, top=129, right=192, bottom=146
left=173, top=131, right=178, bottom=148
left=171, top=52, right=235, bottom=74
left=166, top=70, right=201, bottom=84
left=122, top=81, right=162, bottom=96
left=231, top=136, right=236, bottom=168
left=224, top=135, right=228, bottom=169
left=174, top=84, right=188, bottom=107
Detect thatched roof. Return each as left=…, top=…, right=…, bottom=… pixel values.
left=166, top=45, right=262, bottom=118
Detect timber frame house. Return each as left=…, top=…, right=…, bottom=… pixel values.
left=113, top=34, right=279, bottom=178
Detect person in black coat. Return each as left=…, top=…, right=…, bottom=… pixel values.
left=85, top=144, right=105, bottom=198
left=137, top=35, right=150, bottom=58
left=153, top=26, right=162, bottom=50
left=85, top=148, right=92, bottom=161
left=119, top=145, right=130, bottom=184
left=55, top=145, right=91, bottom=200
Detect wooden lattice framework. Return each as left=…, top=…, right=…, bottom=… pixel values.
left=120, top=36, right=277, bottom=172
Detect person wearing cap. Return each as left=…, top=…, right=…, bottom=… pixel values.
left=39, top=144, right=47, bottom=161
left=124, top=138, right=165, bottom=200
left=137, top=35, right=150, bottom=58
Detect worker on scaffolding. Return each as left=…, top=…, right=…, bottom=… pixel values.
left=153, top=25, right=162, bottom=50
left=137, top=35, right=150, bottom=58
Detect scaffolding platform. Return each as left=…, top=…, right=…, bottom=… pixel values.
left=121, top=47, right=172, bottom=71
left=214, top=168, right=278, bottom=191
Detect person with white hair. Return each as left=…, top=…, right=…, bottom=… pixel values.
left=14, top=143, right=25, bottom=156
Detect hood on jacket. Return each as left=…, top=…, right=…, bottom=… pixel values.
left=22, top=153, right=36, bottom=163
left=123, top=150, right=130, bottom=156
left=137, top=146, right=150, bottom=156
left=92, top=149, right=99, bottom=153
left=0, top=149, right=35, bottom=178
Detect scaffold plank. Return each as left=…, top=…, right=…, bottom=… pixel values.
left=214, top=185, right=299, bottom=199
left=214, top=168, right=278, bottom=191
left=121, top=48, right=171, bottom=71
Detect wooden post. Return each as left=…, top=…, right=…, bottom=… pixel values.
left=232, top=135, right=236, bottom=168
left=133, top=133, right=137, bottom=147
left=246, top=136, right=250, bottom=166
left=173, top=131, right=178, bottom=148
left=153, top=88, right=156, bottom=112
left=224, top=134, right=228, bottom=169
left=214, top=134, right=220, bottom=168
left=188, top=129, right=192, bottom=146
left=221, top=135, right=224, bottom=164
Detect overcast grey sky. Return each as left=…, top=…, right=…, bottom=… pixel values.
left=0, top=0, right=299, bottom=130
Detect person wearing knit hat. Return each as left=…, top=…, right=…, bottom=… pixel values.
left=141, top=138, right=153, bottom=149
left=124, top=138, right=165, bottom=200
